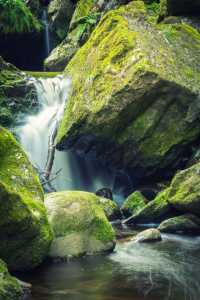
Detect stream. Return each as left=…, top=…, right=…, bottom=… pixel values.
left=16, top=74, right=200, bottom=300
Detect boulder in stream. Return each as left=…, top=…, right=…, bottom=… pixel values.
left=121, top=191, right=146, bottom=217
left=44, top=191, right=116, bottom=260
left=157, top=213, right=200, bottom=233
left=0, top=259, right=24, bottom=299
left=0, top=127, right=53, bottom=270
left=131, top=228, right=161, bottom=243
left=56, top=1, right=200, bottom=180
left=100, top=198, right=121, bottom=221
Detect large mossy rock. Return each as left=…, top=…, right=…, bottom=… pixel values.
left=0, top=259, right=23, bottom=299
left=44, top=29, right=79, bottom=71
left=44, top=191, right=116, bottom=260
left=0, top=127, right=53, bottom=270
left=157, top=213, right=200, bottom=233
left=47, top=0, right=74, bottom=47
left=121, top=191, right=146, bottom=217
left=56, top=1, right=200, bottom=180
left=100, top=198, right=121, bottom=221
left=0, top=57, right=38, bottom=128
left=157, top=0, right=200, bottom=23
left=166, top=163, right=200, bottom=216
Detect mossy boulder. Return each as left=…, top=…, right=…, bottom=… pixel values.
left=131, top=228, right=161, bottom=243
left=157, top=213, right=200, bottom=233
left=160, top=15, right=200, bottom=34
left=100, top=198, right=121, bottom=221
left=44, top=28, right=80, bottom=71
left=47, top=0, right=74, bottom=47
left=121, top=191, right=146, bottom=217
left=0, top=127, right=53, bottom=270
left=166, top=163, right=200, bottom=216
left=44, top=191, right=116, bottom=260
left=0, top=259, right=24, bottom=299
left=0, top=57, right=38, bottom=128
left=157, top=0, right=200, bottom=23
left=56, top=1, right=200, bottom=180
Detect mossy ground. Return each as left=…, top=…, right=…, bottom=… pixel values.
left=0, top=127, right=53, bottom=270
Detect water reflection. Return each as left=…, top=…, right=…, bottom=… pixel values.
left=12, top=225, right=200, bottom=300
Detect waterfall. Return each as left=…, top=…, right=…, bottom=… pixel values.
left=18, top=75, right=125, bottom=198
left=41, top=10, right=51, bottom=57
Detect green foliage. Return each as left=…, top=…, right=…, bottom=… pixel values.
left=145, top=2, right=160, bottom=11
left=0, top=0, right=37, bottom=34
left=145, top=1, right=160, bottom=22
left=76, top=0, right=94, bottom=19
left=75, top=13, right=102, bottom=40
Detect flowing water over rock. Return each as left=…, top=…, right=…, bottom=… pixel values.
left=18, top=75, right=124, bottom=197
left=13, top=225, right=200, bottom=300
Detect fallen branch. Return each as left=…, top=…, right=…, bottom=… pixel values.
left=41, top=174, right=60, bottom=185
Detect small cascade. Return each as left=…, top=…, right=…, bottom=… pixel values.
left=41, top=10, right=51, bottom=57
left=19, top=75, right=127, bottom=199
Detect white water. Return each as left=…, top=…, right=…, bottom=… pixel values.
left=41, top=10, right=50, bottom=57
left=19, top=75, right=121, bottom=196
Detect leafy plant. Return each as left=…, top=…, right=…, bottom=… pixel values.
left=0, top=0, right=36, bottom=34
left=75, top=12, right=102, bottom=41
left=145, top=2, right=160, bottom=12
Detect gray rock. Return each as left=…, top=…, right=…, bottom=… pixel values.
left=132, top=228, right=161, bottom=243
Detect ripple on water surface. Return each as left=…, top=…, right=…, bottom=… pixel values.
left=12, top=226, right=200, bottom=300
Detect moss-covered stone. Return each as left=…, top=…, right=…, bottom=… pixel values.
left=157, top=213, right=200, bottom=233
left=166, top=163, right=200, bottom=216
left=44, top=28, right=80, bottom=71
left=132, top=228, right=161, bottom=243
left=44, top=191, right=116, bottom=260
left=160, top=15, right=200, bottom=34
left=121, top=191, right=146, bottom=217
left=100, top=198, right=121, bottom=221
left=0, top=57, right=38, bottom=128
left=47, top=0, right=74, bottom=47
left=186, top=146, right=200, bottom=168
left=0, top=127, right=53, bottom=270
left=56, top=1, right=200, bottom=180
left=0, top=259, right=23, bottom=299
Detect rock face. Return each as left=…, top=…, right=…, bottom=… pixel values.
left=157, top=0, right=200, bottom=23
left=56, top=1, right=200, bottom=180
left=121, top=191, right=146, bottom=217
left=157, top=213, right=200, bottom=233
left=161, top=16, right=200, bottom=34
left=166, top=163, right=200, bottom=216
left=44, top=191, right=116, bottom=260
left=132, top=228, right=161, bottom=243
left=0, top=127, right=53, bottom=270
left=44, top=29, right=79, bottom=71
left=0, top=57, right=38, bottom=128
left=100, top=198, right=121, bottom=221
left=0, top=259, right=24, bottom=299
left=47, top=0, right=74, bottom=47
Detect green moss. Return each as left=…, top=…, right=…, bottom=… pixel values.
left=121, top=191, right=146, bottom=216
left=24, top=71, right=63, bottom=78
left=0, top=127, right=53, bottom=270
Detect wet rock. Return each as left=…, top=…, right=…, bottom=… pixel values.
left=44, top=28, right=80, bottom=71
left=157, top=0, right=200, bottom=23
left=56, top=2, right=200, bottom=181
left=96, top=188, right=113, bottom=200
left=0, top=57, right=38, bottom=128
left=157, top=213, right=200, bottom=233
left=123, top=189, right=181, bottom=225
left=0, top=259, right=24, bottom=299
left=0, top=127, right=53, bottom=270
left=47, top=0, right=74, bottom=47
left=131, top=228, right=161, bottom=243
left=165, top=163, right=200, bottom=216
left=13, top=277, right=32, bottom=293
left=100, top=198, right=121, bottom=221
left=26, top=0, right=40, bottom=16
left=44, top=191, right=116, bottom=260
left=186, top=146, right=200, bottom=168
left=121, top=191, right=146, bottom=218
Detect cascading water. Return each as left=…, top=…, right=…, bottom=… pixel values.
left=41, top=10, right=51, bottom=57
left=19, top=75, right=125, bottom=197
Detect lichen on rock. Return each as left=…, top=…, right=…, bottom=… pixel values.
left=100, top=198, right=121, bottom=221
left=56, top=1, right=200, bottom=180
left=121, top=191, right=146, bottom=217
left=44, top=191, right=116, bottom=260
left=0, top=127, right=53, bottom=270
